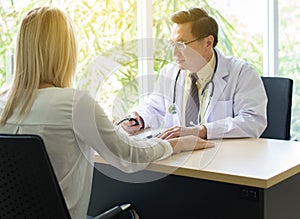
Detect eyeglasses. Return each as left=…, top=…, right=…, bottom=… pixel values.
left=169, top=36, right=204, bottom=50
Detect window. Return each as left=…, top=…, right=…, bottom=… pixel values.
left=0, top=0, right=138, bottom=121
left=278, top=0, right=300, bottom=139
left=0, top=0, right=299, bottom=137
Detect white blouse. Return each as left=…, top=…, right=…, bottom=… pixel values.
left=0, top=88, right=173, bottom=219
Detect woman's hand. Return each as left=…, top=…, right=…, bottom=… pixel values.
left=159, top=125, right=207, bottom=139
left=167, top=135, right=214, bottom=154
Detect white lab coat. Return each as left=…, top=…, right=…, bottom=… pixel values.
left=136, top=48, right=267, bottom=139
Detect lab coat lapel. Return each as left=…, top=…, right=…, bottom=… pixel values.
left=174, top=68, right=186, bottom=121
left=204, top=50, right=229, bottom=122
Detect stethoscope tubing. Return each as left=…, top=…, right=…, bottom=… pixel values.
left=169, top=48, right=218, bottom=117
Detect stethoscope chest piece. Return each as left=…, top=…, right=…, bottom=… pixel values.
left=168, top=103, right=177, bottom=114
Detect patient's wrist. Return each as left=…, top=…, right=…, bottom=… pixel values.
left=139, top=116, right=145, bottom=129
left=199, top=125, right=207, bottom=139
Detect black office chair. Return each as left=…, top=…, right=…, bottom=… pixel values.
left=260, top=76, right=293, bottom=140
left=0, top=134, right=139, bottom=219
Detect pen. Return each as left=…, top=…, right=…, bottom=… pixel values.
left=145, top=132, right=161, bottom=139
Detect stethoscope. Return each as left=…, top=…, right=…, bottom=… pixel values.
left=168, top=49, right=218, bottom=125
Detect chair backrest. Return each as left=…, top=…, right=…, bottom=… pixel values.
left=260, top=77, right=293, bottom=140
left=0, top=134, right=71, bottom=218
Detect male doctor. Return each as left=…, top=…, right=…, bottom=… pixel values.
left=122, top=7, right=267, bottom=140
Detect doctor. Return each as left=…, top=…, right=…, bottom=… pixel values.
left=122, top=7, right=267, bottom=140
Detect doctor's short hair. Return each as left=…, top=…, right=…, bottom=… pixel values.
left=170, top=7, right=219, bottom=47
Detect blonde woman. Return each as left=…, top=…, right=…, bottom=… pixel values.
left=0, top=7, right=213, bottom=219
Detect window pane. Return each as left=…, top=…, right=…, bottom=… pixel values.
left=278, top=0, right=300, bottom=139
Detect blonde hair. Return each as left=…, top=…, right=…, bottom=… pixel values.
left=0, top=7, right=78, bottom=125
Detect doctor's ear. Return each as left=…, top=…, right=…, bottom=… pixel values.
left=205, top=35, right=214, bottom=48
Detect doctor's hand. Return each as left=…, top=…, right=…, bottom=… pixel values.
left=159, top=125, right=207, bottom=140
left=121, top=112, right=144, bottom=135
left=167, top=135, right=214, bottom=154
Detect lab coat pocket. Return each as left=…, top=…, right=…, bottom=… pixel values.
left=208, top=100, right=233, bottom=122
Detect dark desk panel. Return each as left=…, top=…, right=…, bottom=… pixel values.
left=88, top=163, right=268, bottom=219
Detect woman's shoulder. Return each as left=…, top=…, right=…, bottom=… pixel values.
left=38, top=87, right=91, bottom=97
left=36, top=88, right=94, bottom=107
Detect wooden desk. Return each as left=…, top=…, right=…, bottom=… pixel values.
left=88, top=138, right=300, bottom=219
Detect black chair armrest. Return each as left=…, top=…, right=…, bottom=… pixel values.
left=94, top=203, right=139, bottom=219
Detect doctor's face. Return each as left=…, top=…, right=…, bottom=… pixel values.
left=170, top=22, right=213, bottom=73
